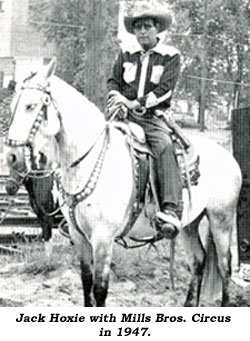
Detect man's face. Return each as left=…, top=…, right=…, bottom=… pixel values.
left=133, top=18, right=159, bottom=50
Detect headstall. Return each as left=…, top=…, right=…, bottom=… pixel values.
left=6, top=83, right=61, bottom=148
left=7, top=82, right=110, bottom=239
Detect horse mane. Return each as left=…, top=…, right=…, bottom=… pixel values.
left=50, top=76, right=104, bottom=121
left=46, top=75, right=106, bottom=157
left=26, top=70, right=103, bottom=122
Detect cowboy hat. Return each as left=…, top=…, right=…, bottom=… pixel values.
left=124, top=2, right=172, bottom=34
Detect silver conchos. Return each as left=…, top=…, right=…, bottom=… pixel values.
left=42, top=93, right=51, bottom=106
left=55, top=128, right=109, bottom=212
left=28, top=110, right=44, bottom=143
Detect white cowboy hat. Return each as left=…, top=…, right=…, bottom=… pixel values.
left=124, top=2, right=172, bottom=34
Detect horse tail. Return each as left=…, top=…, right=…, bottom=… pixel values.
left=200, top=230, right=222, bottom=305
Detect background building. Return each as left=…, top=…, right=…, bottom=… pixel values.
left=0, top=0, right=55, bottom=88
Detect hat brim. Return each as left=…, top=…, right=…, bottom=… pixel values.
left=124, top=12, right=172, bottom=34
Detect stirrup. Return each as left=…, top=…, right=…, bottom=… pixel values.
left=156, top=211, right=180, bottom=239
left=156, top=210, right=181, bottom=230
left=59, top=219, right=70, bottom=238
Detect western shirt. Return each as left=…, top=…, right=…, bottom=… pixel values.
left=107, top=40, right=180, bottom=111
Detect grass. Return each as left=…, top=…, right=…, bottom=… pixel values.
left=1, top=228, right=249, bottom=306
left=111, top=237, right=190, bottom=291
left=0, top=230, right=185, bottom=284
left=111, top=244, right=160, bottom=282
left=0, top=233, right=76, bottom=277
left=20, top=244, right=69, bottom=276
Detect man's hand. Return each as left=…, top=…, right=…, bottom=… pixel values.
left=107, top=90, right=140, bottom=110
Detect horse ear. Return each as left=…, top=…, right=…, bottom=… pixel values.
left=33, top=57, right=57, bottom=84
left=46, top=57, right=57, bottom=78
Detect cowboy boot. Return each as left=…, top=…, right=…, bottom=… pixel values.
left=156, top=203, right=181, bottom=239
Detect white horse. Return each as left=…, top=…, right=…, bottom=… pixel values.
left=7, top=59, right=242, bottom=306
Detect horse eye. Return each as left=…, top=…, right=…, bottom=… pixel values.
left=26, top=104, right=37, bottom=111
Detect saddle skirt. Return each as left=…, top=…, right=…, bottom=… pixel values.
left=113, top=121, right=200, bottom=190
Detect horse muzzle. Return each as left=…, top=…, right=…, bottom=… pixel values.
left=5, top=179, right=20, bottom=196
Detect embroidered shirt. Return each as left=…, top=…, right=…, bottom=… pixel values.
left=107, top=40, right=180, bottom=110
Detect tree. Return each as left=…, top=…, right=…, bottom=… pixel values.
left=167, top=0, right=250, bottom=126
left=83, top=0, right=119, bottom=110
left=218, top=0, right=250, bottom=108
left=29, top=0, right=120, bottom=110
left=30, top=0, right=250, bottom=118
left=166, top=0, right=211, bottom=130
left=29, top=0, right=86, bottom=93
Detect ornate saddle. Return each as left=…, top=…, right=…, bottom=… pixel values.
left=112, top=120, right=200, bottom=242
left=113, top=120, right=200, bottom=191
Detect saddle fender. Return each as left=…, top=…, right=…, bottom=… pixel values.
left=112, top=121, right=201, bottom=241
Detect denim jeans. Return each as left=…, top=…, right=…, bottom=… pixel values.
left=128, top=110, right=181, bottom=207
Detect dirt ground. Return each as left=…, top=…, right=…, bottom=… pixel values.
left=0, top=228, right=250, bottom=307
left=0, top=126, right=250, bottom=307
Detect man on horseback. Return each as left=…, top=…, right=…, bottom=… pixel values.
left=107, top=2, right=182, bottom=239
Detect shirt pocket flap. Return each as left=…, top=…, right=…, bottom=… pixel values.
left=150, top=65, right=164, bottom=84
left=123, top=62, right=137, bottom=83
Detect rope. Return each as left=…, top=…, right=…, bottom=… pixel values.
left=0, top=198, right=15, bottom=225
left=170, top=238, right=176, bottom=291
left=36, top=200, right=64, bottom=218
left=115, top=234, right=164, bottom=249
left=106, top=105, right=128, bottom=122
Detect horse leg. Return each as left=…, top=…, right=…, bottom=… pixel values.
left=78, top=237, right=113, bottom=307
left=92, top=239, right=114, bottom=307
left=180, top=212, right=206, bottom=307
left=39, top=216, right=52, bottom=241
left=207, top=208, right=234, bottom=307
left=78, top=239, right=96, bottom=307
left=80, top=260, right=95, bottom=307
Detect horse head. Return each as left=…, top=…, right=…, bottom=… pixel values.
left=7, top=58, right=61, bottom=170
left=5, top=144, right=50, bottom=196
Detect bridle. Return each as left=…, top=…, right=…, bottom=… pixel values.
left=4, top=83, right=62, bottom=217
left=6, top=82, right=62, bottom=176
left=6, top=82, right=62, bottom=148
left=6, top=80, right=111, bottom=239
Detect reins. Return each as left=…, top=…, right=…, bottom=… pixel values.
left=0, top=198, right=15, bottom=226
left=69, top=127, right=107, bottom=169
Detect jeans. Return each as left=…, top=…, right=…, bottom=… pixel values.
left=128, top=110, right=181, bottom=208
